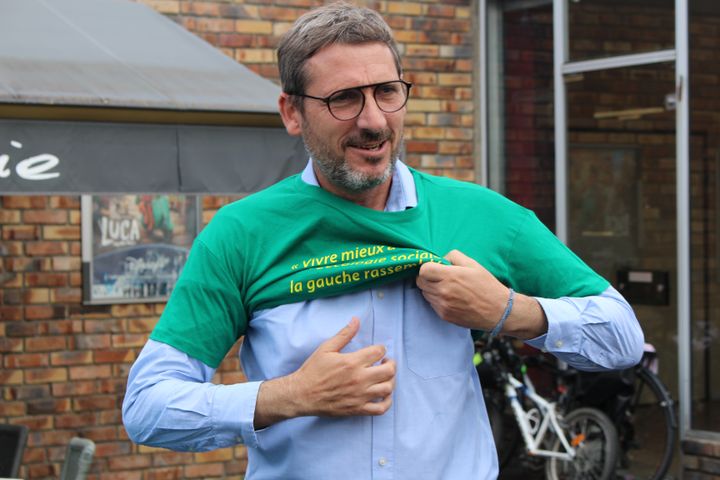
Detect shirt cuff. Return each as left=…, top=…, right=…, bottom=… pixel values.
left=525, top=296, right=587, bottom=353
left=212, top=380, right=263, bottom=449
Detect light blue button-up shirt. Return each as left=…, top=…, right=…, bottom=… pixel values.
left=123, top=160, right=643, bottom=479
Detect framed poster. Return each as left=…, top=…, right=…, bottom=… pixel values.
left=81, top=194, right=200, bottom=304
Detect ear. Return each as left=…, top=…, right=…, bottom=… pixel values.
left=278, top=93, right=302, bottom=136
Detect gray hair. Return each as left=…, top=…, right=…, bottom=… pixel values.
left=277, top=2, right=402, bottom=99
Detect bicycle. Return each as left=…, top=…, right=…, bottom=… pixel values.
left=547, top=346, right=678, bottom=480
left=475, top=336, right=619, bottom=480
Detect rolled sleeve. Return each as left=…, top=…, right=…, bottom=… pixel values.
left=526, top=287, right=644, bottom=371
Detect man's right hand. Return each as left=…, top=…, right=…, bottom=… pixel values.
left=253, top=317, right=396, bottom=429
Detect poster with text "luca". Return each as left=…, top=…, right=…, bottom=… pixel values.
left=82, top=194, right=199, bottom=304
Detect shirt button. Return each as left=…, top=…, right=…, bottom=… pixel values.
left=378, top=457, right=387, bottom=466
left=377, top=291, right=385, bottom=299
left=555, top=340, right=564, bottom=348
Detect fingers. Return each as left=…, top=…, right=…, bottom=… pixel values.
left=444, top=249, right=480, bottom=268
left=320, top=316, right=360, bottom=353
left=417, top=260, right=447, bottom=283
left=347, top=343, right=388, bottom=366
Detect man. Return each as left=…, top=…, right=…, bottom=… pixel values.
left=123, top=3, right=643, bottom=478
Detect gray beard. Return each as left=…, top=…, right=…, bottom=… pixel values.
left=307, top=143, right=397, bottom=193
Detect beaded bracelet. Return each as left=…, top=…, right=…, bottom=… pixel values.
left=489, top=288, right=514, bottom=339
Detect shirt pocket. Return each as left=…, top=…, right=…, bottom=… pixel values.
left=402, top=287, right=473, bottom=379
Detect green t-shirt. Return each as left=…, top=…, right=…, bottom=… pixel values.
left=151, top=169, right=608, bottom=367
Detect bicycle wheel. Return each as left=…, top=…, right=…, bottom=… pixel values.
left=546, top=407, right=619, bottom=480
left=616, top=366, right=678, bottom=480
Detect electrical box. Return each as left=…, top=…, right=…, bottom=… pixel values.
left=616, top=270, right=670, bottom=306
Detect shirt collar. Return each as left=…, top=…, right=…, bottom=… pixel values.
left=300, top=158, right=418, bottom=212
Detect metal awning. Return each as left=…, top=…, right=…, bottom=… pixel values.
left=0, top=0, right=304, bottom=194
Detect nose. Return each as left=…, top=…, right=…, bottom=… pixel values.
left=355, top=90, right=388, bottom=131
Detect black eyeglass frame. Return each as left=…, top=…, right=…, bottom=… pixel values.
left=289, top=80, right=412, bottom=121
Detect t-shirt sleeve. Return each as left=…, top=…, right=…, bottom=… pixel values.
left=506, top=210, right=609, bottom=298
left=150, top=238, right=247, bottom=368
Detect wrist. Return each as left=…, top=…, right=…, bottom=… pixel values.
left=501, top=293, right=548, bottom=340
left=254, top=374, right=305, bottom=429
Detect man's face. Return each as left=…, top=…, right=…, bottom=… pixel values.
left=280, top=42, right=406, bottom=195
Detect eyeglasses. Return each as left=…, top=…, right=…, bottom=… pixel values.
left=291, top=80, right=412, bottom=121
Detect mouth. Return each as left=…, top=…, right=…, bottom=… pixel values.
left=347, top=139, right=388, bottom=153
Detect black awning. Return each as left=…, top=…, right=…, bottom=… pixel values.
left=0, top=119, right=305, bottom=194
left=0, top=0, right=304, bottom=194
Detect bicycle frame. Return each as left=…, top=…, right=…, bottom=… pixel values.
left=503, top=372, right=577, bottom=460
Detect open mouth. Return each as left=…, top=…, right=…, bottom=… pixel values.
left=350, top=140, right=386, bottom=151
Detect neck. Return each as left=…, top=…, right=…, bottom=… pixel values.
left=314, top=171, right=392, bottom=211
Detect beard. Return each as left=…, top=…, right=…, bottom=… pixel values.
left=302, top=123, right=401, bottom=193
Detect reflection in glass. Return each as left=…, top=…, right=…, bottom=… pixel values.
left=568, top=0, right=674, bottom=62
left=565, top=64, right=680, bottom=476
left=689, top=0, right=720, bottom=433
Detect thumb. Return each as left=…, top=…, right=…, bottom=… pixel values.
left=320, top=316, right=360, bottom=352
left=444, top=249, right=480, bottom=268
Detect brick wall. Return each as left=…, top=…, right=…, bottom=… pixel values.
left=0, top=1, right=474, bottom=478
left=3, top=0, right=720, bottom=478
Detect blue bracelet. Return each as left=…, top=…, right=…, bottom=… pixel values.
left=489, top=288, right=514, bottom=338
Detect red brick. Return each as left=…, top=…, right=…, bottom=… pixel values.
left=128, top=317, right=157, bottom=333
left=2, top=196, right=47, bottom=208
left=2, top=225, right=40, bottom=240
left=52, top=256, right=81, bottom=271
left=111, top=303, right=155, bottom=317
left=26, top=336, right=67, bottom=352
left=27, top=464, right=57, bottom=477
left=72, top=334, right=111, bottom=350
left=4, top=352, right=49, bottom=368
left=98, top=472, right=142, bottom=480
left=82, top=426, right=118, bottom=442
left=83, top=318, right=125, bottom=333
left=94, top=349, right=135, bottom=364
left=145, top=467, right=183, bottom=480
left=23, top=287, right=50, bottom=303
left=5, top=321, right=38, bottom=336
left=43, top=225, right=80, bottom=240
left=107, top=454, right=152, bottom=470
left=0, top=334, right=23, bottom=353
left=0, top=306, right=23, bottom=321
left=50, top=350, right=93, bottom=366
left=55, top=412, right=98, bottom=429
left=25, top=305, right=58, bottom=320
left=98, top=405, right=123, bottom=422
left=31, top=429, right=76, bottom=447
left=49, top=196, right=80, bottom=209
left=52, top=380, right=97, bottom=397
left=23, top=209, right=68, bottom=224
left=112, top=333, right=147, bottom=348
left=0, top=401, right=26, bottom=416
left=73, top=395, right=117, bottom=412
left=5, top=256, right=45, bottom=272
left=25, top=367, right=67, bottom=384
left=184, top=462, right=224, bottom=477
left=27, top=397, right=71, bottom=414
left=142, top=446, right=180, bottom=458
left=94, top=441, right=131, bottom=457
left=26, top=272, right=69, bottom=287
left=0, top=369, right=24, bottom=385
left=22, top=446, right=48, bottom=463
left=194, top=449, right=233, bottom=463
left=69, top=364, right=111, bottom=380
left=6, top=384, right=51, bottom=400
left=52, top=287, right=82, bottom=303
left=0, top=208, right=20, bottom=222
left=70, top=241, right=82, bottom=255
left=40, top=319, right=76, bottom=335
